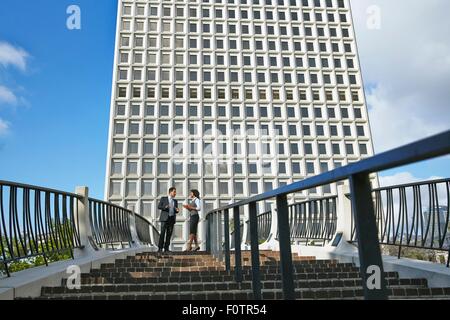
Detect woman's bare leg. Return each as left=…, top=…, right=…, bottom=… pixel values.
left=186, top=235, right=194, bottom=251
left=193, top=235, right=199, bottom=250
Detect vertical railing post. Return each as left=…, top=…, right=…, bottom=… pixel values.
left=213, top=213, right=219, bottom=257
left=217, top=211, right=223, bottom=261
left=224, top=208, right=231, bottom=272
left=242, top=207, right=250, bottom=249
left=205, top=214, right=211, bottom=253
left=74, top=187, right=96, bottom=257
left=276, top=194, right=295, bottom=300
left=249, top=202, right=262, bottom=300
left=149, top=218, right=157, bottom=248
left=349, top=173, right=388, bottom=300
left=198, top=212, right=206, bottom=251
left=211, top=213, right=215, bottom=255
left=233, top=206, right=243, bottom=282
left=337, top=184, right=353, bottom=242
left=268, top=206, right=278, bottom=249
left=129, top=212, right=140, bottom=248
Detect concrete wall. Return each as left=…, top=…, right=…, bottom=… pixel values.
left=0, top=247, right=156, bottom=300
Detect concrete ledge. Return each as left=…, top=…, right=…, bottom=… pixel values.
left=0, top=246, right=157, bottom=300
left=0, top=288, right=14, bottom=300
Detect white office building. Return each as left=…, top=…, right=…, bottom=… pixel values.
left=105, top=0, right=375, bottom=249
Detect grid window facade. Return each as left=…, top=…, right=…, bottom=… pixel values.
left=106, top=0, right=375, bottom=244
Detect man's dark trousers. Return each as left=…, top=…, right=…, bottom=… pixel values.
left=159, top=215, right=175, bottom=251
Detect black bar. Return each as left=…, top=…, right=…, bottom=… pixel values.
left=206, top=215, right=211, bottom=253
left=233, top=206, right=242, bottom=282
left=349, top=173, right=388, bottom=300
left=249, top=202, right=262, bottom=300
left=224, top=209, right=231, bottom=272
left=213, top=213, right=218, bottom=255
left=276, top=194, right=295, bottom=300
left=0, top=180, right=81, bottom=198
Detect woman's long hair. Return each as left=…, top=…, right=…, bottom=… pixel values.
left=190, top=189, right=201, bottom=200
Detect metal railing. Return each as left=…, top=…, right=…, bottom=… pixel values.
left=135, top=213, right=160, bottom=246
left=231, top=197, right=337, bottom=249
left=88, top=198, right=133, bottom=249
left=351, top=178, right=450, bottom=265
left=229, top=222, right=244, bottom=250
left=230, top=211, right=272, bottom=250
left=205, top=130, right=450, bottom=300
left=281, top=196, right=338, bottom=246
left=0, top=181, right=82, bottom=277
left=0, top=180, right=162, bottom=277
left=257, top=211, right=272, bottom=244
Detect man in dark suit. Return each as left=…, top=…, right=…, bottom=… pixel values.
left=158, top=187, right=179, bottom=253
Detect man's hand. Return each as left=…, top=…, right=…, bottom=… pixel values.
left=175, top=208, right=180, bottom=213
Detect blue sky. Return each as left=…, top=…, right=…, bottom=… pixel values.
left=0, top=0, right=118, bottom=198
left=0, top=0, right=448, bottom=199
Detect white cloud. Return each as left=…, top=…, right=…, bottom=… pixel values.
left=378, top=172, right=447, bottom=218
left=350, top=0, right=450, bottom=152
left=0, top=42, right=29, bottom=71
left=0, top=85, right=18, bottom=105
left=379, top=172, right=443, bottom=188
left=0, top=118, right=10, bottom=136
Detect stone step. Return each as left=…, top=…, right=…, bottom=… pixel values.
left=32, top=286, right=450, bottom=300
left=69, top=271, right=400, bottom=285
left=115, top=258, right=321, bottom=265
left=88, top=266, right=362, bottom=276
left=119, top=258, right=338, bottom=264
left=99, top=262, right=224, bottom=270
left=46, top=278, right=426, bottom=295
left=120, top=256, right=219, bottom=261
left=95, top=261, right=355, bottom=269
left=21, top=250, right=450, bottom=301
left=135, top=252, right=212, bottom=256
left=96, top=261, right=350, bottom=271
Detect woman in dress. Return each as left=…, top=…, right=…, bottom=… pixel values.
left=183, top=189, right=202, bottom=251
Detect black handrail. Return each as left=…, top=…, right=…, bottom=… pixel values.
left=0, top=181, right=82, bottom=277
left=88, top=198, right=133, bottom=249
left=205, top=130, right=450, bottom=301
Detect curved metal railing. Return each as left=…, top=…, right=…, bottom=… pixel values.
left=0, top=180, right=163, bottom=277
left=257, top=211, right=272, bottom=243
left=88, top=198, right=133, bottom=248
left=150, top=221, right=160, bottom=247
left=284, top=196, right=338, bottom=246
left=135, top=213, right=156, bottom=246
left=0, top=180, right=82, bottom=277
left=351, top=178, right=450, bottom=261
left=229, top=211, right=272, bottom=249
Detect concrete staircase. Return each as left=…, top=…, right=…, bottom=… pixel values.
left=20, top=251, right=450, bottom=300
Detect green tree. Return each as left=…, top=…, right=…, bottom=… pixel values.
left=0, top=220, right=75, bottom=275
